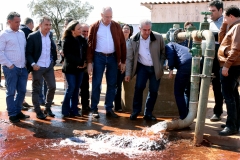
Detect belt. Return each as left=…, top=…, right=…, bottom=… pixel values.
left=99, top=52, right=114, bottom=57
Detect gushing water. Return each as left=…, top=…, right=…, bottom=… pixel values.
left=145, top=121, right=168, bottom=134
left=55, top=122, right=169, bottom=158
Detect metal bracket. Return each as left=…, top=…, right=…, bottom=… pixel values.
left=191, top=73, right=216, bottom=78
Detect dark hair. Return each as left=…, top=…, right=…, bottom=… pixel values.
left=7, top=12, right=20, bottom=21
left=62, top=20, right=79, bottom=40
left=65, top=17, right=74, bottom=24
left=24, top=17, right=33, bottom=25
left=184, top=21, right=193, bottom=29
left=121, top=24, right=133, bottom=38
left=225, top=5, right=240, bottom=18
left=208, top=0, right=223, bottom=11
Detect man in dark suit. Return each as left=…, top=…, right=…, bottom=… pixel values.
left=20, top=17, right=34, bottom=111
left=26, top=16, right=57, bottom=120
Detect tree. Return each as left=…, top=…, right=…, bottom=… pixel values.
left=28, top=0, right=94, bottom=40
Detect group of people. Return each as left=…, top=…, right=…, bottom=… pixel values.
left=0, top=1, right=239, bottom=137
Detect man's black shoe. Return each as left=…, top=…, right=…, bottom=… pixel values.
left=36, top=111, right=47, bottom=120
left=82, top=106, right=91, bottom=111
left=92, top=110, right=100, bottom=118
left=210, top=114, right=221, bottom=122
left=21, top=106, right=28, bottom=111
left=143, top=115, right=157, bottom=121
left=44, top=108, right=55, bottom=117
left=22, top=102, right=33, bottom=108
left=40, top=103, right=45, bottom=106
left=106, top=110, right=119, bottom=118
left=9, top=116, right=20, bottom=123
left=221, top=124, right=226, bottom=128
left=130, top=112, right=139, bottom=120
left=17, top=112, right=30, bottom=119
left=219, top=127, right=238, bottom=136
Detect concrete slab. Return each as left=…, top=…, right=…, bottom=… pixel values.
left=0, top=79, right=239, bottom=148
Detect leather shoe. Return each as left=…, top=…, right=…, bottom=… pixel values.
left=44, top=108, right=55, bottom=117
left=22, top=102, right=33, bottom=108
left=130, top=112, right=139, bottom=120
left=106, top=110, right=119, bottom=118
left=82, top=106, right=91, bottom=111
left=219, top=127, right=238, bottom=136
left=143, top=115, right=157, bottom=121
left=16, top=112, right=30, bottom=119
left=221, top=124, right=226, bottom=128
left=36, top=111, right=47, bottom=120
left=210, top=114, right=221, bottom=122
left=9, top=116, right=20, bottom=123
left=21, top=106, right=29, bottom=111
left=92, top=110, right=100, bottom=118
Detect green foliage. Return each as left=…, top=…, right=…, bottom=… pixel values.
left=28, top=0, right=94, bottom=40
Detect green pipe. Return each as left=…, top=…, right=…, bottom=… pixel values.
left=194, top=30, right=215, bottom=145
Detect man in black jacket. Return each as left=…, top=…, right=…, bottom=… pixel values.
left=26, top=16, right=57, bottom=120
left=20, top=17, right=34, bottom=39
left=20, top=17, right=34, bottom=111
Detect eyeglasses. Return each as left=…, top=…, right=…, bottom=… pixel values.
left=82, top=31, right=88, bottom=33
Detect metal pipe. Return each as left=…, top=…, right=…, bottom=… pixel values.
left=193, top=30, right=215, bottom=145
left=162, top=30, right=215, bottom=139
left=166, top=30, right=203, bottom=130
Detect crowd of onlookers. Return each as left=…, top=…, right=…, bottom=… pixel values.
left=0, top=0, right=239, bottom=137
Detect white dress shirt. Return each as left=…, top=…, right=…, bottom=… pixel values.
left=95, top=21, right=115, bottom=54
left=138, top=36, right=153, bottom=66
left=0, top=28, right=26, bottom=68
left=37, top=32, right=51, bottom=67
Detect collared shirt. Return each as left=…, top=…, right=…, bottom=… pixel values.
left=0, top=28, right=26, bottom=68
left=95, top=21, right=115, bottom=54
left=37, top=32, right=51, bottom=67
left=138, top=35, right=153, bottom=66
left=208, top=16, right=223, bottom=44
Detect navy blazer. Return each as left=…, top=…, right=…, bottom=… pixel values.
left=165, top=42, right=192, bottom=71
left=26, top=30, right=57, bottom=72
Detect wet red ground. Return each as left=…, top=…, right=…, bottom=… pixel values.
left=0, top=108, right=240, bottom=160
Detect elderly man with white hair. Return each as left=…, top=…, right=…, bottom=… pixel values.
left=125, top=19, right=166, bottom=121
left=87, top=6, right=126, bottom=118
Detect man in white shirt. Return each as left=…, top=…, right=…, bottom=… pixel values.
left=26, top=16, right=57, bottom=120
left=0, top=12, right=29, bottom=123
left=125, top=19, right=165, bottom=121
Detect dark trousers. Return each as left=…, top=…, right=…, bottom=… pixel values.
left=80, top=70, right=90, bottom=108
left=220, top=66, right=240, bottom=131
left=132, top=63, right=161, bottom=116
left=32, top=63, right=56, bottom=113
left=174, top=69, right=191, bottom=120
left=114, top=70, right=125, bottom=110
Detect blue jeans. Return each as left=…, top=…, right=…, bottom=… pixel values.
left=114, top=70, right=125, bottom=110
left=2, top=66, right=28, bottom=116
left=220, top=66, right=240, bottom=131
left=91, top=51, right=118, bottom=111
left=133, top=63, right=161, bottom=116
left=62, top=72, right=84, bottom=116
left=174, top=69, right=191, bottom=119
left=39, top=78, right=47, bottom=104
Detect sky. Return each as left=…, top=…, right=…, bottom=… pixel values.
left=0, top=0, right=151, bottom=30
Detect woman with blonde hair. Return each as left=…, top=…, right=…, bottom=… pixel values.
left=61, top=20, right=87, bottom=117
